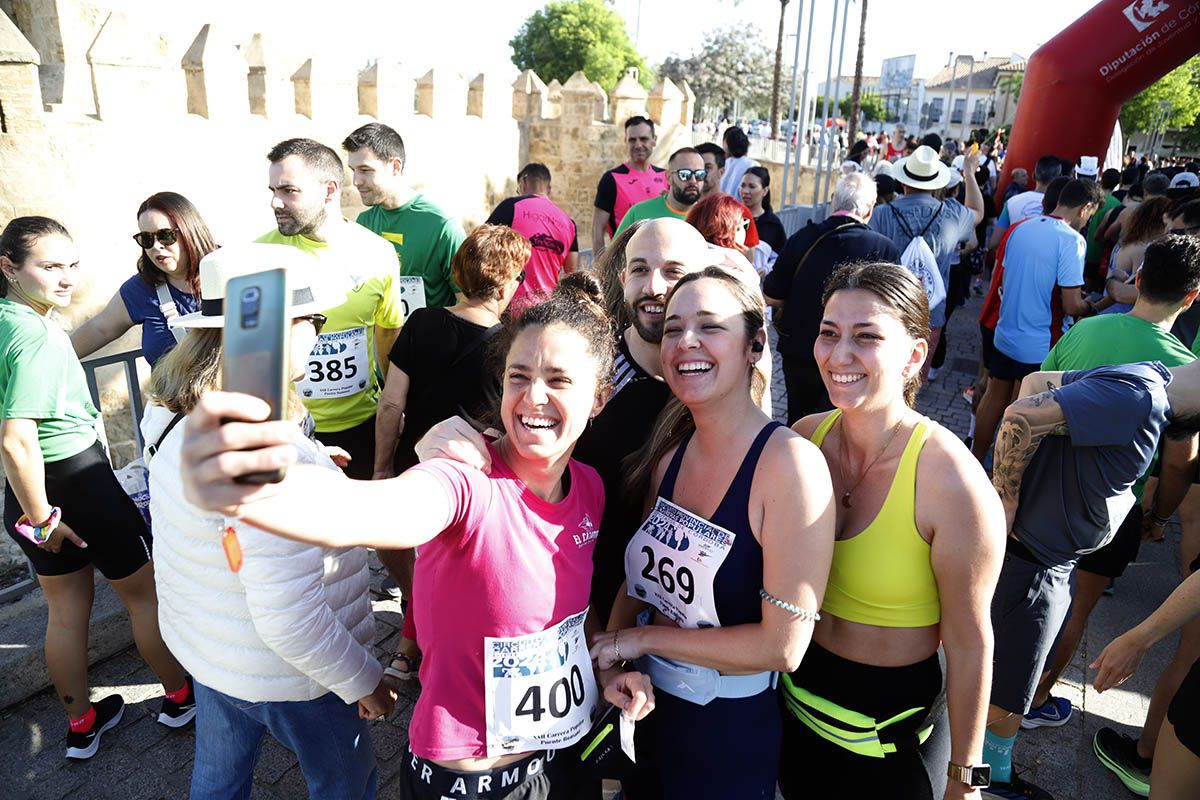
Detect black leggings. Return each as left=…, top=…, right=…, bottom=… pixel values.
left=778, top=642, right=950, bottom=800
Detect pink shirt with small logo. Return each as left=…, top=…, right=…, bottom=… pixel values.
left=407, top=444, right=603, bottom=759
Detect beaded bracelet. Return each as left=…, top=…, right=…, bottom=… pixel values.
left=760, top=588, right=821, bottom=622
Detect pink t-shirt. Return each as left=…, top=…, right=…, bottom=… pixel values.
left=407, top=445, right=603, bottom=759
left=486, top=194, right=579, bottom=315
left=594, top=163, right=669, bottom=236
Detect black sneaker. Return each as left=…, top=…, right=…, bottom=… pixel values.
left=982, top=772, right=1055, bottom=799
left=65, top=694, right=124, bottom=761
left=157, top=675, right=196, bottom=728
left=1093, top=726, right=1151, bottom=797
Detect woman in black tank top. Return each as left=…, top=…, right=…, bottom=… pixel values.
left=593, top=267, right=835, bottom=799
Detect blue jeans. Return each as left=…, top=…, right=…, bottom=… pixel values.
left=190, top=681, right=378, bottom=800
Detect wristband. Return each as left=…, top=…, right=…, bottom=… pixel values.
left=1147, top=507, right=1172, bottom=527
left=14, top=507, right=62, bottom=544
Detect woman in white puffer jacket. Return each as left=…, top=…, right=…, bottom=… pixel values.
left=142, top=245, right=394, bottom=800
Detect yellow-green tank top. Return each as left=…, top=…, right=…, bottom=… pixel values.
left=810, top=410, right=941, bottom=627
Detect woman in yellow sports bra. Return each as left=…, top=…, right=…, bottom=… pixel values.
left=778, top=262, right=1005, bottom=800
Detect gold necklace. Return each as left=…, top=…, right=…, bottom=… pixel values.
left=836, top=416, right=906, bottom=508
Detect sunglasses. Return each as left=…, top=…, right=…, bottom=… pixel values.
left=515, top=270, right=526, bottom=284
left=674, top=169, right=708, bottom=183
left=133, top=229, right=179, bottom=249
left=297, top=313, right=327, bottom=334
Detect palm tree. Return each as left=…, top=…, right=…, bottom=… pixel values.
left=770, top=0, right=790, bottom=139
left=846, top=0, right=869, bottom=142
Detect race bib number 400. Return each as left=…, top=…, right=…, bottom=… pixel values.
left=297, top=326, right=370, bottom=400
left=398, top=276, right=427, bottom=321
left=625, top=497, right=736, bottom=629
left=484, top=608, right=597, bottom=758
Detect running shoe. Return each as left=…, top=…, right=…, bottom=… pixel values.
left=982, top=773, right=1055, bottom=799
left=65, top=694, right=124, bottom=760
left=157, top=675, right=196, bottom=728
left=1021, top=695, right=1072, bottom=729
left=962, top=385, right=975, bottom=404
left=1093, top=727, right=1151, bottom=797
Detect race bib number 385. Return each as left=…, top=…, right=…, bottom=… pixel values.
left=297, top=326, right=369, bottom=400
left=484, top=608, right=597, bottom=758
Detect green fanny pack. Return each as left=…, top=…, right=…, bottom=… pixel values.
left=780, top=674, right=934, bottom=759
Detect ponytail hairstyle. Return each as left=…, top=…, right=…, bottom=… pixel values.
left=822, top=261, right=930, bottom=407
left=745, top=166, right=773, bottom=213
left=624, top=266, right=766, bottom=500
left=0, top=216, right=72, bottom=298
left=135, top=192, right=217, bottom=296
left=488, top=271, right=617, bottom=425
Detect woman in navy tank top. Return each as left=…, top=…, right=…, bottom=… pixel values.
left=592, top=267, right=835, bottom=799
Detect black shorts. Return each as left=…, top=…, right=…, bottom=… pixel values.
left=979, top=324, right=996, bottom=370
left=1168, top=657, right=1200, bottom=758
left=989, top=538, right=1074, bottom=715
left=1078, top=505, right=1143, bottom=579
left=398, top=745, right=594, bottom=799
left=315, top=415, right=375, bottom=480
left=3, top=441, right=151, bottom=580
left=985, top=346, right=1041, bottom=382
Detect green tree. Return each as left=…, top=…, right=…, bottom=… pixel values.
left=810, top=94, right=881, bottom=122
left=846, top=0, right=869, bottom=141
left=509, top=0, right=650, bottom=89
left=1119, top=55, right=1200, bottom=135
left=659, top=27, right=773, bottom=121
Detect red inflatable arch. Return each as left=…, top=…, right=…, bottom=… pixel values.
left=998, top=0, right=1200, bottom=200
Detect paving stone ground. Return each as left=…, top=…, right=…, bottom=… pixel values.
left=0, top=292, right=1184, bottom=799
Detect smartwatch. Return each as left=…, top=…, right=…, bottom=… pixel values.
left=947, top=762, right=991, bottom=788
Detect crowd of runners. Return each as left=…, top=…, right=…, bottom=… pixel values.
left=3, top=115, right=1200, bottom=800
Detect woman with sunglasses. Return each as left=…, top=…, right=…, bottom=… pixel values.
left=72, top=192, right=216, bottom=367
left=143, top=244, right=397, bottom=799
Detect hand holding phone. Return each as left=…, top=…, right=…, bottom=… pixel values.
left=223, top=269, right=291, bottom=484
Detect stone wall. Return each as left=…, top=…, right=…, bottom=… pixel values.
left=515, top=67, right=695, bottom=248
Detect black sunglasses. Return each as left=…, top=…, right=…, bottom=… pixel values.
left=515, top=270, right=526, bottom=284
left=674, top=168, right=708, bottom=183
left=297, top=313, right=327, bottom=334
left=133, top=229, right=179, bottom=249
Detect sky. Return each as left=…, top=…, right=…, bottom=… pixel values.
left=112, top=0, right=1102, bottom=85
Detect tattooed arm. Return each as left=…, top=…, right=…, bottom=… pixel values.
left=993, top=372, right=1071, bottom=533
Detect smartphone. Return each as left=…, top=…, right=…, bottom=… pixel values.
left=223, top=268, right=290, bottom=484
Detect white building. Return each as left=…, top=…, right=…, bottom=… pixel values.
left=920, top=55, right=1024, bottom=141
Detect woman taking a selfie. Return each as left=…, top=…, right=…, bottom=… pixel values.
left=144, top=244, right=394, bottom=800
left=179, top=273, right=654, bottom=800
left=1, top=216, right=189, bottom=761
left=72, top=192, right=217, bottom=367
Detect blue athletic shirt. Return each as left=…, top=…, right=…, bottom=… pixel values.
left=993, top=216, right=1085, bottom=364
left=118, top=275, right=200, bottom=367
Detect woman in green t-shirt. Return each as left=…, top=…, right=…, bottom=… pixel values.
left=0, top=217, right=191, bottom=761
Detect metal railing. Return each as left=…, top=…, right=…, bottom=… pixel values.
left=0, top=350, right=146, bottom=604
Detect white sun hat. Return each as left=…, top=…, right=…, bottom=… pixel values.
left=171, top=243, right=350, bottom=329
left=893, top=145, right=951, bottom=191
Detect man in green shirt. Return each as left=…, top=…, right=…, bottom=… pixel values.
left=1083, top=168, right=1122, bottom=289
left=1028, top=236, right=1200, bottom=796
left=614, top=147, right=706, bottom=237
left=343, top=123, right=465, bottom=310
left=257, top=137, right=404, bottom=479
